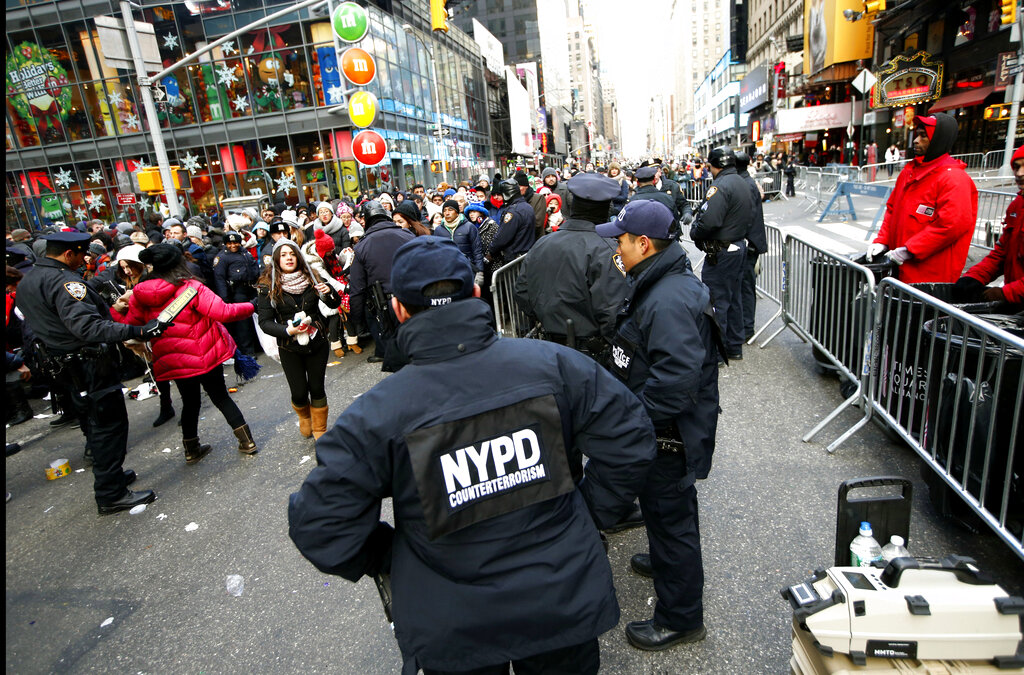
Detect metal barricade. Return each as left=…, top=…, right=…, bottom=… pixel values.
left=749, top=224, right=786, bottom=346
left=685, top=177, right=713, bottom=209
left=794, top=165, right=809, bottom=189
left=952, top=152, right=985, bottom=172
left=757, top=170, right=785, bottom=200
left=779, top=235, right=877, bottom=451
left=860, top=279, right=1023, bottom=561
left=982, top=150, right=1006, bottom=176
left=975, top=190, right=1016, bottom=250
left=489, top=254, right=531, bottom=338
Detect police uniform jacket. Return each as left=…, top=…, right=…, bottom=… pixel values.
left=610, top=244, right=720, bottom=479
left=17, top=257, right=141, bottom=353
left=740, top=175, right=769, bottom=255
left=490, top=196, right=537, bottom=260
left=661, top=176, right=692, bottom=220
left=348, top=220, right=415, bottom=329
left=690, top=167, right=752, bottom=244
left=289, top=299, right=656, bottom=673
left=212, top=249, right=259, bottom=303
left=512, top=218, right=628, bottom=340
left=630, top=184, right=676, bottom=215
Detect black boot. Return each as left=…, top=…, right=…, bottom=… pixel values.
left=49, top=412, right=78, bottom=428
left=153, top=402, right=175, bottom=427
left=7, top=382, right=33, bottom=426
left=183, top=437, right=212, bottom=465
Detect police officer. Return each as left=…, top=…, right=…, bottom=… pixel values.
left=690, top=146, right=752, bottom=360
left=734, top=151, right=769, bottom=341
left=260, top=218, right=290, bottom=269
left=487, top=179, right=536, bottom=264
left=595, top=200, right=722, bottom=651
left=289, top=237, right=655, bottom=674
left=17, top=232, right=168, bottom=515
left=213, top=231, right=259, bottom=356
left=512, top=172, right=629, bottom=351
left=630, top=165, right=676, bottom=215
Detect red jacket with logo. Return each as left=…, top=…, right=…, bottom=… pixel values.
left=963, top=194, right=1023, bottom=304
left=112, top=278, right=253, bottom=381
left=874, top=154, right=977, bottom=283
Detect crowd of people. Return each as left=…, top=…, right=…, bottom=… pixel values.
left=6, top=129, right=1022, bottom=673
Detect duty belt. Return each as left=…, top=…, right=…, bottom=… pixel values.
left=545, top=333, right=608, bottom=355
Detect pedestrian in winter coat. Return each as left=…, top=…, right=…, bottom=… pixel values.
left=393, top=201, right=433, bottom=237
left=486, top=189, right=504, bottom=222
left=464, top=203, right=501, bottom=283
left=315, top=202, right=352, bottom=252
left=111, top=244, right=257, bottom=464
left=433, top=200, right=484, bottom=279
left=516, top=171, right=548, bottom=240
left=607, top=162, right=630, bottom=216
left=868, top=113, right=977, bottom=283
left=885, top=143, right=901, bottom=177
left=541, top=167, right=572, bottom=213
left=257, top=239, right=341, bottom=440
left=213, top=231, right=260, bottom=357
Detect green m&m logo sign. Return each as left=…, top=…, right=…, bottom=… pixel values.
left=332, top=2, right=369, bottom=43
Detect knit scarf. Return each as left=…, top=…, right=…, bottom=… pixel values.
left=280, top=270, right=310, bottom=295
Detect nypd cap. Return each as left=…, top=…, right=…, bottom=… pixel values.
left=566, top=173, right=621, bottom=202
left=391, top=237, right=474, bottom=308
left=267, top=218, right=289, bottom=235
left=594, top=199, right=674, bottom=240
left=43, top=231, right=91, bottom=252
left=634, top=165, right=658, bottom=181
left=224, top=231, right=243, bottom=244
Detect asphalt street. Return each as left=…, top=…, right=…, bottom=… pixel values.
left=7, top=194, right=1023, bottom=674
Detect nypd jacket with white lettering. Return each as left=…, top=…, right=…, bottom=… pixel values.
left=690, top=167, right=752, bottom=244
left=609, top=244, right=720, bottom=479
left=289, top=299, right=656, bottom=672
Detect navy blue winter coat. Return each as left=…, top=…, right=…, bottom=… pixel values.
left=432, top=215, right=484, bottom=273
left=490, top=196, right=537, bottom=260
left=289, top=299, right=655, bottom=673
left=347, top=218, right=414, bottom=331
left=610, top=244, right=720, bottom=478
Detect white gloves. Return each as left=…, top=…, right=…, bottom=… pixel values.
left=474, top=271, right=485, bottom=288
left=866, top=243, right=887, bottom=262
left=886, top=246, right=911, bottom=265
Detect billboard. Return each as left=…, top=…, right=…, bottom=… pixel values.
left=471, top=19, right=505, bottom=77
left=506, top=67, right=534, bottom=155
left=804, top=0, right=874, bottom=75
left=740, top=63, right=769, bottom=113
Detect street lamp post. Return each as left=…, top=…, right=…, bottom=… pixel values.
left=402, top=23, right=449, bottom=185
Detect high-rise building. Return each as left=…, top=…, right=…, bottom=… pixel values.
left=669, top=0, right=731, bottom=155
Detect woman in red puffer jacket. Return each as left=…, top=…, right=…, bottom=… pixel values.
left=111, top=243, right=257, bottom=464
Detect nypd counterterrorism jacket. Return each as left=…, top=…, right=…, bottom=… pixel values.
left=490, top=195, right=537, bottom=260
left=512, top=218, right=629, bottom=341
left=289, top=299, right=656, bottom=673
left=690, top=167, right=753, bottom=244
left=609, top=244, right=720, bottom=479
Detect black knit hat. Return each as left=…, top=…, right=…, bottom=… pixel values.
left=138, top=243, right=183, bottom=272
left=514, top=171, right=530, bottom=187
left=393, top=201, right=421, bottom=223
left=442, top=199, right=460, bottom=213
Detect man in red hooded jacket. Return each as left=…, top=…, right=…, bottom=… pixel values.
left=953, top=144, right=1024, bottom=307
left=867, top=113, right=977, bottom=283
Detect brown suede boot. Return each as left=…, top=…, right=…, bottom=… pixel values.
left=292, top=403, right=312, bottom=438
left=233, top=424, right=257, bottom=454
left=183, top=437, right=212, bottom=465
left=310, top=403, right=329, bottom=440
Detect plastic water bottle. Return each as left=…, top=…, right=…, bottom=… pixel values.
left=881, top=535, right=910, bottom=563
left=849, top=521, right=883, bottom=567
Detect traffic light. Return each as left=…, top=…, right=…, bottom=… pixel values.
left=429, top=161, right=451, bottom=173
left=864, top=0, right=886, bottom=12
left=431, top=0, right=448, bottom=33
left=983, top=103, right=1012, bottom=121
left=1000, top=0, right=1017, bottom=25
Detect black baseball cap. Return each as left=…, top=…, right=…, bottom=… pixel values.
left=43, top=231, right=91, bottom=252
left=594, top=200, right=674, bottom=240
left=566, top=173, right=621, bottom=201
left=391, top=237, right=474, bottom=308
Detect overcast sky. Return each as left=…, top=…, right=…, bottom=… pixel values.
left=587, top=0, right=675, bottom=158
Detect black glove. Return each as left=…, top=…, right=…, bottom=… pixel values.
left=139, top=319, right=172, bottom=340
left=952, top=276, right=984, bottom=303
left=681, top=212, right=694, bottom=226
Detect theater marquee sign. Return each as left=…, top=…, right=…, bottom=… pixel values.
left=870, top=51, right=943, bottom=108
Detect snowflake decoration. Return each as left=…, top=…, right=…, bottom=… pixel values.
left=88, top=169, right=104, bottom=184
left=262, top=145, right=279, bottom=162
left=73, top=206, right=88, bottom=221
left=138, top=196, right=151, bottom=211
left=326, top=85, right=344, bottom=104
left=274, top=172, right=295, bottom=194
left=123, top=113, right=140, bottom=130
left=54, top=167, right=74, bottom=189
left=221, top=40, right=236, bottom=56
left=62, top=199, right=72, bottom=211
left=163, top=33, right=179, bottom=50
left=232, top=95, right=250, bottom=112
left=134, top=158, right=152, bottom=172
left=86, top=192, right=105, bottom=211
left=217, top=65, right=238, bottom=86
left=108, top=90, right=123, bottom=106
left=179, top=151, right=201, bottom=175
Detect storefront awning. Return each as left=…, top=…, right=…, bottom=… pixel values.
left=928, top=85, right=995, bottom=113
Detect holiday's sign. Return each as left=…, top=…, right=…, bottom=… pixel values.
left=332, top=2, right=369, bottom=43
left=352, top=129, right=386, bottom=165
left=348, top=91, right=378, bottom=128
left=341, top=47, right=376, bottom=86
left=870, top=51, right=943, bottom=108
left=5, top=42, right=72, bottom=137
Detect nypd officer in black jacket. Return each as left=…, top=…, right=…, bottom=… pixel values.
left=289, top=237, right=656, bottom=674
left=17, top=232, right=167, bottom=515
left=690, top=146, right=752, bottom=359
left=596, top=200, right=723, bottom=651
left=630, top=165, right=676, bottom=215
left=512, top=172, right=629, bottom=352
left=213, top=231, right=259, bottom=356
left=734, top=151, right=769, bottom=341
left=488, top=179, right=537, bottom=264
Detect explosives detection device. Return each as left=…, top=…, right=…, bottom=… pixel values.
left=156, top=286, right=197, bottom=325
left=782, top=555, right=1024, bottom=668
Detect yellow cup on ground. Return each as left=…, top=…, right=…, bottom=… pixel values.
left=45, top=459, right=71, bottom=480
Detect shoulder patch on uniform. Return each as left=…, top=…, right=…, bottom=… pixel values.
left=64, top=281, right=87, bottom=301
left=705, top=186, right=718, bottom=198
left=503, top=212, right=513, bottom=223
left=213, top=256, right=220, bottom=267
left=612, top=253, right=626, bottom=276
